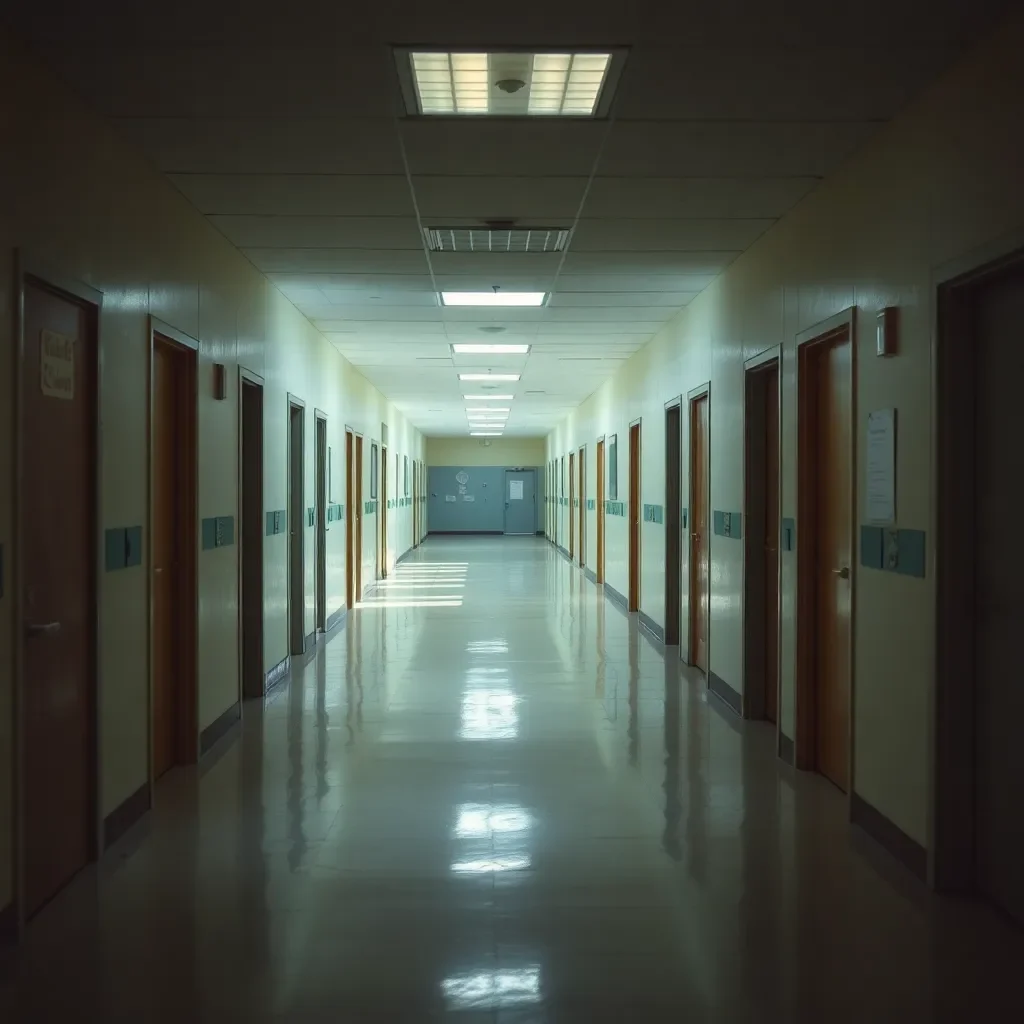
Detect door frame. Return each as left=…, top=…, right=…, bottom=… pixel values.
left=794, top=308, right=856, bottom=791
left=686, top=383, right=710, bottom=668
left=742, top=348, right=782, bottom=726
left=577, top=445, right=586, bottom=567
left=287, top=395, right=306, bottom=655
left=237, top=366, right=265, bottom=703
left=664, top=398, right=683, bottom=646
left=354, top=432, right=365, bottom=600
left=932, top=239, right=1024, bottom=891
left=12, top=256, right=104, bottom=936
left=628, top=418, right=642, bottom=612
left=568, top=451, right=576, bottom=559
left=380, top=444, right=388, bottom=579
left=596, top=437, right=606, bottom=584
left=345, top=428, right=355, bottom=608
left=149, top=321, right=200, bottom=787
left=313, top=409, right=328, bottom=633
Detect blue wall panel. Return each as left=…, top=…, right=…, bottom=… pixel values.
left=428, top=466, right=541, bottom=534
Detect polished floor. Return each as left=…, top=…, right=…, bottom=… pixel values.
left=3, top=537, right=1024, bottom=1021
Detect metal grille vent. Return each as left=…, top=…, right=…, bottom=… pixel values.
left=424, top=227, right=570, bottom=253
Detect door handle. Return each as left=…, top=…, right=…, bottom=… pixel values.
left=691, top=531, right=701, bottom=540
left=831, top=566, right=850, bottom=579
left=26, top=621, right=61, bottom=637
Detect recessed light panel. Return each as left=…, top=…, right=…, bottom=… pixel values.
left=463, top=394, right=514, bottom=400
left=403, top=50, right=623, bottom=118
left=452, top=344, right=530, bottom=355
left=466, top=408, right=511, bottom=413
left=459, top=374, right=521, bottom=382
left=470, top=431, right=503, bottom=437
left=442, top=292, right=546, bottom=307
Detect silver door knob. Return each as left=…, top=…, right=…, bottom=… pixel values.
left=26, top=621, right=61, bottom=637
left=831, top=566, right=850, bottom=579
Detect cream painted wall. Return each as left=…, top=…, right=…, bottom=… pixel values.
left=0, top=36, right=424, bottom=912
left=426, top=437, right=546, bottom=467
left=548, top=11, right=1024, bottom=849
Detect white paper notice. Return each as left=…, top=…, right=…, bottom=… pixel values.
left=509, top=479, right=524, bottom=501
left=463, top=494, right=475, bottom=502
left=445, top=495, right=456, bottom=503
left=865, top=409, right=896, bottom=523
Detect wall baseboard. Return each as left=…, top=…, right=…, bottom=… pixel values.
left=428, top=530, right=503, bottom=536
left=708, top=671, right=742, bottom=716
left=536, top=530, right=545, bottom=535
left=325, top=606, right=346, bottom=632
left=851, top=792, right=927, bottom=881
left=103, top=782, right=150, bottom=849
left=605, top=583, right=628, bottom=610
left=0, top=901, right=17, bottom=942
left=584, top=567, right=598, bottom=584
left=264, top=655, right=289, bottom=693
left=638, top=611, right=665, bottom=644
left=778, top=732, right=795, bottom=765
left=200, top=701, right=241, bottom=756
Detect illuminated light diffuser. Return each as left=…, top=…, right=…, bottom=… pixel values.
left=463, top=394, right=514, bottom=400
left=470, top=431, right=503, bottom=437
left=452, top=344, right=530, bottom=354
left=459, top=373, right=520, bottom=381
left=442, top=292, right=546, bottom=307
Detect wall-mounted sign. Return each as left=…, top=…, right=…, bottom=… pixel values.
left=40, top=330, right=75, bottom=399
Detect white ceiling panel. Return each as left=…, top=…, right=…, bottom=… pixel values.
left=584, top=177, right=819, bottom=219
left=570, top=219, right=775, bottom=251
left=169, top=174, right=414, bottom=217
left=400, top=121, right=607, bottom=176
left=270, top=273, right=436, bottom=293
left=547, top=291, right=700, bottom=307
left=115, top=117, right=405, bottom=175
left=428, top=253, right=564, bottom=276
left=212, top=216, right=422, bottom=250
left=560, top=251, right=741, bottom=275
left=600, top=121, right=881, bottom=177
left=412, top=177, right=589, bottom=220
left=245, top=249, right=429, bottom=274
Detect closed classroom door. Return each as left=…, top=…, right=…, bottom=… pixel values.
left=504, top=470, right=536, bottom=534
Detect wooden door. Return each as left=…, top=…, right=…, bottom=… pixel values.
left=345, top=431, right=354, bottom=608
left=22, top=279, right=96, bottom=915
left=153, top=337, right=197, bottom=777
left=380, top=446, right=388, bottom=578
left=628, top=423, right=641, bottom=611
left=568, top=452, right=575, bottom=558
left=288, top=403, right=305, bottom=654
left=578, top=447, right=585, bottom=567
left=665, top=405, right=682, bottom=646
left=241, top=378, right=264, bottom=700
left=315, top=415, right=327, bottom=632
left=974, top=263, right=1024, bottom=924
left=689, top=395, right=710, bottom=672
left=596, top=440, right=606, bottom=583
left=354, top=436, right=364, bottom=600
left=763, top=365, right=780, bottom=723
left=799, top=332, right=852, bottom=791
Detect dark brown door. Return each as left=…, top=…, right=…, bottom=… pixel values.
left=288, top=402, right=304, bottom=654
left=380, top=446, right=388, bottom=579
left=689, top=395, right=710, bottom=672
left=568, top=452, right=575, bottom=559
left=315, top=415, right=327, bottom=632
left=974, top=263, right=1024, bottom=924
left=799, top=332, right=852, bottom=791
left=578, top=447, right=585, bottom=567
left=628, top=423, right=641, bottom=611
left=596, top=440, right=606, bottom=583
left=665, top=405, right=682, bottom=646
left=345, top=430, right=354, bottom=608
left=241, top=378, right=264, bottom=700
left=354, top=436, right=364, bottom=600
left=152, top=337, right=197, bottom=777
left=22, top=279, right=96, bottom=915
left=744, top=363, right=780, bottom=722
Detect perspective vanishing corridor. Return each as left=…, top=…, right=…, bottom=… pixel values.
left=2, top=538, right=1023, bottom=1021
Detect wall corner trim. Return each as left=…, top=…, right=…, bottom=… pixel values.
left=264, top=656, right=289, bottom=693
left=708, top=671, right=742, bottom=716
left=103, top=782, right=150, bottom=849
left=638, top=611, right=665, bottom=645
left=199, top=701, right=241, bottom=756
left=850, top=792, right=927, bottom=881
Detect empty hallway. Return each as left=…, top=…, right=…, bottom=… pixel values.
left=2, top=538, right=1023, bottom=1021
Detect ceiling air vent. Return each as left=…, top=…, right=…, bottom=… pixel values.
left=424, top=226, right=570, bottom=253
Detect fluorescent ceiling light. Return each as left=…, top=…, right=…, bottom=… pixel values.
left=442, top=292, right=546, bottom=307
left=463, top=394, right=514, bottom=400
left=404, top=51, right=622, bottom=118
left=452, top=343, right=531, bottom=354
left=470, top=431, right=503, bottom=436
left=459, top=373, right=521, bottom=382
left=466, top=407, right=510, bottom=413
